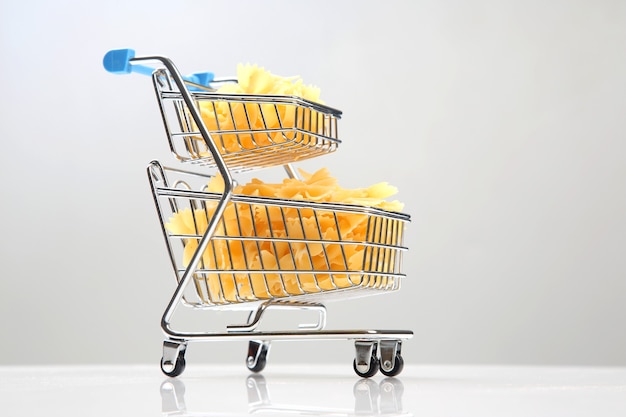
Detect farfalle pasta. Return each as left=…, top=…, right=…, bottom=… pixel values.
left=165, top=167, right=404, bottom=303
left=196, top=64, right=325, bottom=154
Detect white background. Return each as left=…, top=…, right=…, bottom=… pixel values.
left=1, top=0, right=624, bottom=367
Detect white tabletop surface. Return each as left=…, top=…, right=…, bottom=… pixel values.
left=1, top=363, right=625, bottom=417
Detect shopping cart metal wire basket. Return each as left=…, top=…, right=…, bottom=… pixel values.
left=104, top=48, right=413, bottom=378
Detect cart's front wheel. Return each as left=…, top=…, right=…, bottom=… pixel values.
left=161, top=340, right=187, bottom=377
left=379, top=354, right=404, bottom=377
left=246, top=340, right=270, bottom=373
left=161, top=352, right=186, bottom=377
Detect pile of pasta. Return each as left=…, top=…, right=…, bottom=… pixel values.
left=197, top=64, right=325, bottom=153
left=165, top=167, right=404, bottom=303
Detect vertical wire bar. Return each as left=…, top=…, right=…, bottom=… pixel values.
left=210, top=101, right=225, bottom=155
left=233, top=202, right=255, bottom=301
left=393, top=219, right=402, bottom=287
left=311, top=108, right=319, bottom=143
left=220, top=204, right=242, bottom=303
left=302, top=108, right=311, bottom=147
left=292, top=105, right=302, bottom=144
left=185, top=198, right=202, bottom=301
left=296, top=206, right=321, bottom=292
left=226, top=101, right=244, bottom=150
left=384, top=217, right=394, bottom=288
left=303, top=108, right=311, bottom=146
left=174, top=99, right=195, bottom=157
left=313, top=209, right=337, bottom=290
left=273, top=100, right=285, bottom=143
left=394, top=218, right=403, bottom=289
left=208, top=239, right=224, bottom=304
left=310, top=109, right=319, bottom=146
left=379, top=217, right=390, bottom=289
left=263, top=204, right=288, bottom=296
left=314, top=109, right=320, bottom=146
left=257, top=102, right=272, bottom=145
left=280, top=205, right=304, bottom=294
left=368, top=216, right=380, bottom=287
left=196, top=198, right=210, bottom=303
left=333, top=211, right=350, bottom=286
left=361, top=216, right=373, bottom=286
left=190, top=100, right=203, bottom=157
left=371, top=216, right=382, bottom=287
left=250, top=203, right=271, bottom=297
left=241, top=101, right=256, bottom=148
left=171, top=195, right=186, bottom=284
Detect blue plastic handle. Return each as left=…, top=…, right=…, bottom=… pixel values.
left=103, top=48, right=214, bottom=90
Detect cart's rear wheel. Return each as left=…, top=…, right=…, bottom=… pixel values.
left=353, top=356, right=379, bottom=378
left=354, top=340, right=379, bottom=378
left=379, top=354, right=404, bottom=377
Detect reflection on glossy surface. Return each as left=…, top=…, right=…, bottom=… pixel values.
left=2, top=364, right=625, bottom=416
left=354, top=378, right=405, bottom=415
left=161, top=374, right=409, bottom=416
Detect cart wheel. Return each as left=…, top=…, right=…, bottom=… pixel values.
left=379, top=354, right=404, bottom=377
left=161, top=352, right=186, bottom=377
left=354, top=340, right=379, bottom=378
left=161, top=340, right=187, bottom=377
left=353, top=356, right=379, bottom=378
left=246, top=340, right=270, bottom=373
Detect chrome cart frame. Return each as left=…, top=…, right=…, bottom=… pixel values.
left=103, top=49, right=413, bottom=378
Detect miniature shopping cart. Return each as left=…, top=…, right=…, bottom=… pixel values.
left=104, top=49, right=413, bottom=378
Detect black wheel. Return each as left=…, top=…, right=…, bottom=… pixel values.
left=161, top=353, right=186, bottom=377
left=246, top=343, right=268, bottom=373
left=353, top=356, right=379, bottom=378
left=379, top=354, right=404, bottom=377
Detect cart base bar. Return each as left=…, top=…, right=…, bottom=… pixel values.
left=163, top=328, right=413, bottom=342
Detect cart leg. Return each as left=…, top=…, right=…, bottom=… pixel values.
left=161, top=340, right=187, bottom=377
left=353, top=340, right=379, bottom=378
left=246, top=340, right=270, bottom=373
left=378, top=340, right=404, bottom=377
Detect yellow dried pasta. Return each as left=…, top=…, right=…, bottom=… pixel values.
left=165, top=167, right=404, bottom=303
left=197, top=64, right=325, bottom=153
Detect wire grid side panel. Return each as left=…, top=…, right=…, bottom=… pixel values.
left=160, top=192, right=407, bottom=306
left=157, top=91, right=339, bottom=170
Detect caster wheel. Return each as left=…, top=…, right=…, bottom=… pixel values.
left=246, top=341, right=269, bottom=373
left=353, top=356, right=379, bottom=378
left=379, top=355, right=404, bottom=377
left=161, top=352, right=186, bottom=377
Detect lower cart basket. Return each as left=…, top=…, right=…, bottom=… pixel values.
left=150, top=161, right=410, bottom=306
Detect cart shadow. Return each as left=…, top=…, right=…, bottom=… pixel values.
left=160, top=374, right=410, bottom=416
